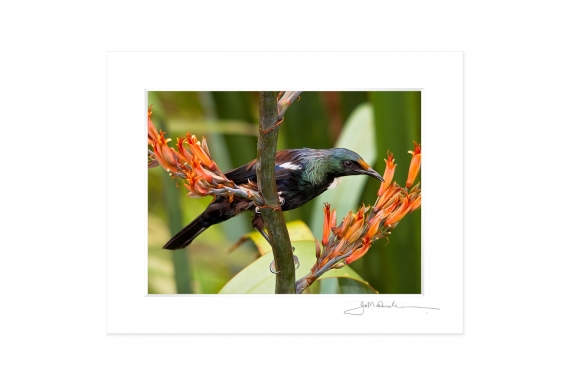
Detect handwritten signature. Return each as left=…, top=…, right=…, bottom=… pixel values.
left=344, top=301, right=440, bottom=315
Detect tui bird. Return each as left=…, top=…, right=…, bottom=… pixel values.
left=163, top=148, right=383, bottom=250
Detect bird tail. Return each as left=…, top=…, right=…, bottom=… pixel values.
left=162, top=197, right=239, bottom=250
left=162, top=214, right=210, bottom=250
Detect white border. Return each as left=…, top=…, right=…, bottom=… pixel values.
left=107, top=52, right=463, bottom=333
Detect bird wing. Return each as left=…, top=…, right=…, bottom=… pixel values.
left=224, top=150, right=303, bottom=185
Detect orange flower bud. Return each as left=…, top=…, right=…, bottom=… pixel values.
left=406, top=142, right=421, bottom=189
left=201, top=137, right=212, bottom=158
left=331, top=209, right=337, bottom=232
left=355, top=204, right=369, bottom=221
left=315, top=238, right=322, bottom=260
left=377, top=198, right=400, bottom=221
left=384, top=196, right=411, bottom=227
left=409, top=193, right=421, bottom=212
left=322, top=203, right=332, bottom=246
left=345, top=218, right=365, bottom=244
left=332, top=211, right=353, bottom=238
left=152, top=140, right=178, bottom=172
left=375, top=183, right=402, bottom=210
left=331, top=239, right=346, bottom=257
left=366, top=215, right=382, bottom=238
left=345, top=237, right=372, bottom=264
left=148, top=106, right=160, bottom=143
left=378, top=151, right=396, bottom=197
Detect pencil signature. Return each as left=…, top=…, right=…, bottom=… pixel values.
left=344, top=301, right=440, bottom=315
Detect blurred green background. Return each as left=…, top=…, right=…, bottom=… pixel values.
left=148, top=91, right=421, bottom=294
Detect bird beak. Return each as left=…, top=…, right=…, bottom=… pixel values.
left=361, top=167, right=384, bottom=182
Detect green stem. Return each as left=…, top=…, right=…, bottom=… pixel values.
left=257, top=92, right=295, bottom=294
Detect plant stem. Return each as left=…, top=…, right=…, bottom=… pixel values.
left=257, top=91, right=295, bottom=294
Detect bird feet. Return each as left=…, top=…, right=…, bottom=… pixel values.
left=269, top=247, right=300, bottom=274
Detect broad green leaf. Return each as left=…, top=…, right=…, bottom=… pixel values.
left=309, top=103, right=379, bottom=241
left=230, top=220, right=315, bottom=256
left=319, top=277, right=339, bottom=294
left=336, top=277, right=378, bottom=294
left=219, top=240, right=376, bottom=294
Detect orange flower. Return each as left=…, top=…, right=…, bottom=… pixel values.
left=330, top=239, right=346, bottom=257
left=345, top=237, right=372, bottom=264
left=355, top=204, right=369, bottom=221
left=332, top=211, right=353, bottom=238
left=152, top=137, right=178, bottom=172
left=375, top=183, right=402, bottom=210
left=184, top=175, right=210, bottom=196
left=406, top=142, right=421, bottom=189
left=378, top=151, right=396, bottom=197
left=176, top=137, right=195, bottom=165
left=322, top=203, right=333, bottom=246
left=384, top=196, right=411, bottom=227
left=366, top=214, right=382, bottom=238
left=345, top=218, right=365, bottom=244
left=190, top=157, right=214, bottom=184
left=330, top=209, right=337, bottom=235
left=377, top=197, right=400, bottom=221
left=187, top=134, right=215, bottom=169
left=148, top=106, right=159, bottom=144
left=409, top=193, right=421, bottom=212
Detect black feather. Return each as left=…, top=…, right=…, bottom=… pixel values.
left=163, top=196, right=251, bottom=250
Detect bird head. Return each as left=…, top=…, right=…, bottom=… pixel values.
left=323, top=148, right=384, bottom=181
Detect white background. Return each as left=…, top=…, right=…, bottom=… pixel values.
left=2, top=1, right=569, bottom=384
left=108, top=52, right=462, bottom=333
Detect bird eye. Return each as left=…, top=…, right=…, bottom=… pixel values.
left=344, top=160, right=352, bottom=167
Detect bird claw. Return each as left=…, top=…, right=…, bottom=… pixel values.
left=269, top=249, right=300, bottom=274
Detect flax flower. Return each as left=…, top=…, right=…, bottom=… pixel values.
left=295, top=142, right=422, bottom=294
left=147, top=106, right=264, bottom=205
left=406, top=142, right=421, bottom=189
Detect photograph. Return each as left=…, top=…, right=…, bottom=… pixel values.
left=148, top=91, right=421, bottom=294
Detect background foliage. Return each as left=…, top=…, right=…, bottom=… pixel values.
left=148, top=91, right=421, bottom=294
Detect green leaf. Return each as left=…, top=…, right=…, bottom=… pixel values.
left=309, top=103, right=379, bottom=241
left=336, top=277, right=378, bottom=294
left=219, top=240, right=376, bottom=294
left=229, top=220, right=315, bottom=256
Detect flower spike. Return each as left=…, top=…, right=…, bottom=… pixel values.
left=296, top=142, right=422, bottom=294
